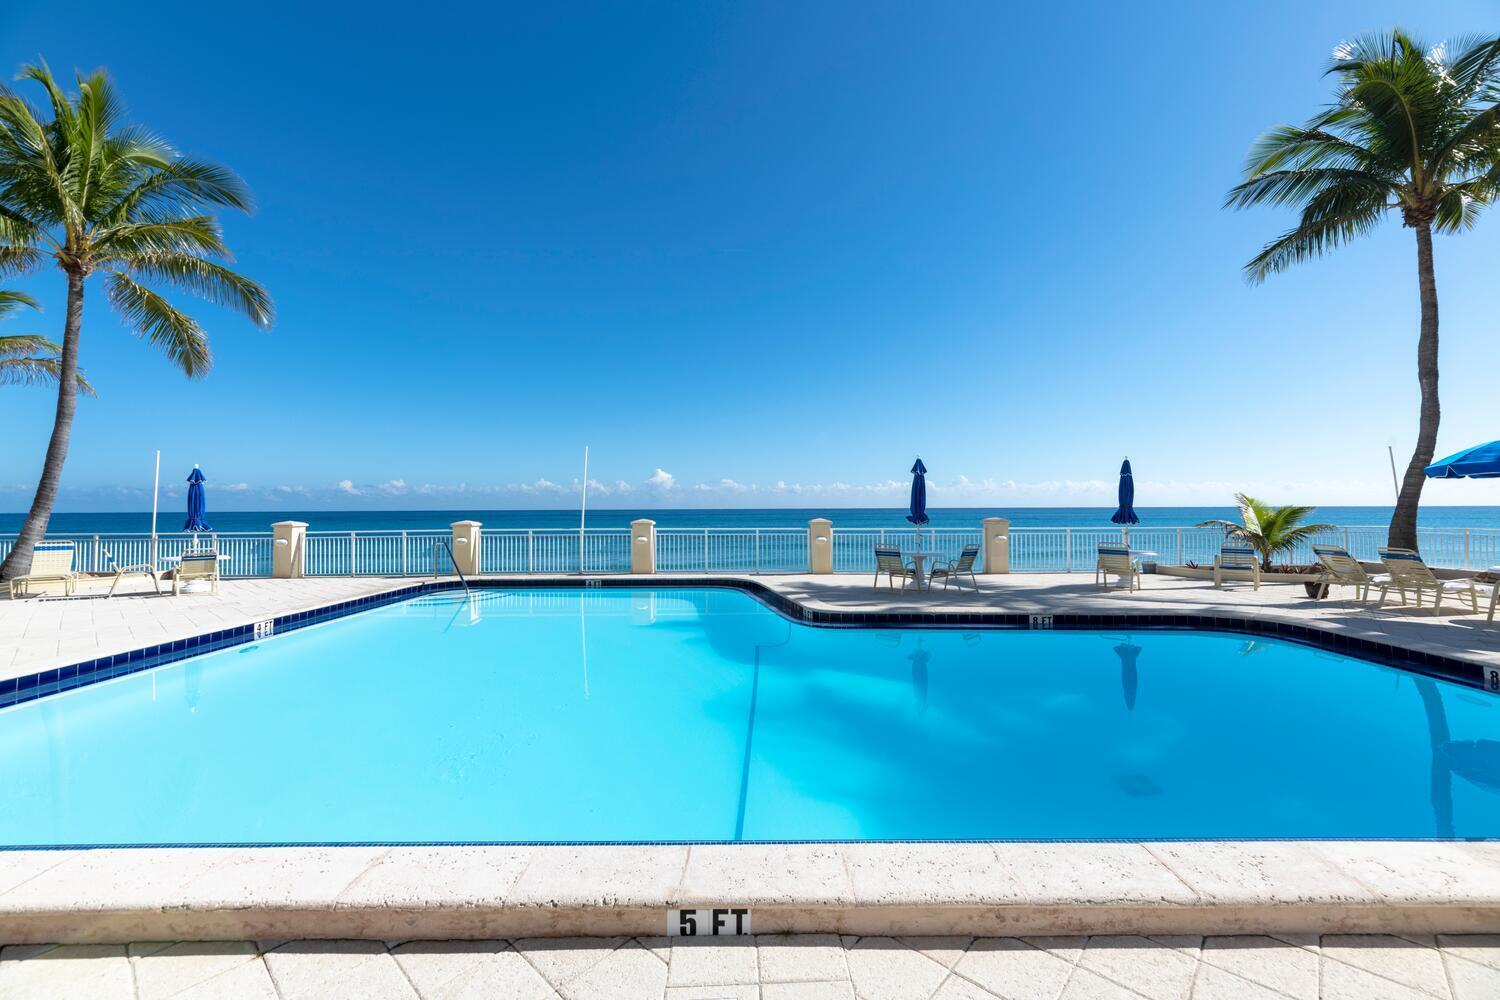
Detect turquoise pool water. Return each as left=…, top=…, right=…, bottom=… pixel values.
left=2, top=587, right=1498, bottom=845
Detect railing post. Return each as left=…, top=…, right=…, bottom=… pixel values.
left=528, top=530, right=534, bottom=574
left=982, top=517, right=1009, bottom=574
left=704, top=528, right=710, bottom=573
left=400, top=531, right=408, bottom=575
left=631, top=519, right=656, bottom=574
left=272, top=521, right=307, bottom=578
left=449, top=521, right=482, bottom=576
left=809, top=518, right=833, bottom=574
left=1065, top=528, right=1073, bottom=572
left=755, top=529, right=761, bottom=575
left=1175, top=527, right=1183, bottom=565
left=1465, top=528, right=1472, bottom=570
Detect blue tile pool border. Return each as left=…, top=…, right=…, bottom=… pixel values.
left=3, top=576, right=1495, bottom=714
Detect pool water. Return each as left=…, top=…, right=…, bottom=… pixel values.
left=2, top=587, right=1498, bottom=845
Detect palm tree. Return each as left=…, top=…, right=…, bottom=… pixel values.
left=0, top=289, right=93, bottom=393
left=1197, top=494, right=1334, bottom=571
left=1226, top=31, right=1500, bottom=551
left=0, top=63, right=271, bottom=580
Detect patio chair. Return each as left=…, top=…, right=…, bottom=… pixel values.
left=1095, top=543, right=1141, bottom=592
left=5, top=541, right=81, bottom=598
left=172, top=549, right=221, bottom=596
left=930, top=544, right=981, bottom=591
left=1376, top=548, right=1480, bottom=615
left=1213, top=544, right=1261, bottom=590
left=1311, top=544, right=1385, bottom=602
left=873, top=546, right=919, bottom=589
left=102, top=548, right=163, bottom=599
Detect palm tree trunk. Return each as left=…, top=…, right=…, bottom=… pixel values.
left=1389, top=224, right=1440, bottom=551
left=0, top=272, right=83, bottom=581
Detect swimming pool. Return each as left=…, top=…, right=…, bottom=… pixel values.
left=2, top=586, right=1497, bottom=845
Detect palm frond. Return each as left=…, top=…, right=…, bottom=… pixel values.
left=124, top=253, right=272, bottom=328
left=0, top=288, right=38, bottom=318
left=1243, top=184, right=1387, bottom=281
left=92, top=216, right=228, bottom=260
left=104, top=270, right=211, bottom=376
left=0, top=335, right=94, bottom=395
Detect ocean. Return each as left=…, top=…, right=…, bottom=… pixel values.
left=6, top=506, right=1500, bottom=535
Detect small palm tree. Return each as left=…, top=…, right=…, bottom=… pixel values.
left=1197, top=494, right=1334, bottom=571
left=0, top=63, right=271, bottom=580
left=1226, top=31, right=1500, bottom=551
left=0, top=289, right=92, bottom=393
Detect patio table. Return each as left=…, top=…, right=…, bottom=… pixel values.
left=901, top=550, right=945, bottom=590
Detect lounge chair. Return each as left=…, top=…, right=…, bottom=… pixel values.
left=102, top=548, right=162, bottom=599
left=1311, top=544, right=1385, bottom=602
left=5, top=541, right=80, bottom=598
left=931, top=544, right=980, bottom=591
left=172, top=549, right=221, bottom=596
left=1376, top=548, right=1480, bottom=615
left=1095, top=543, right=1141, bottom=592
left=1213, top=544, right=1261, bottom=590
left=873, top=546, right=919, bottom=589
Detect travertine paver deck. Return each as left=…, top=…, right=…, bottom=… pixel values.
left=3, top=933, right=1499, bottom=999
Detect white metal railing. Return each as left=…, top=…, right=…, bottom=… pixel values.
left=4, top=525, right=1499, bottom=578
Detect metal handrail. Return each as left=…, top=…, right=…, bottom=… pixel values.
left=432, top=539, right=471, bottom=595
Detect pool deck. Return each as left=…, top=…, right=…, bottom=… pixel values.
left=4, top=571, right=1500, bottom=951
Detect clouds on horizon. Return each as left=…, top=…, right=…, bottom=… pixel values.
left=7, top=467, right=1489, bottom=511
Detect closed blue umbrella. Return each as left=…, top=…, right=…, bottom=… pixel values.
left=906, top=458, right=929, bottom=547
left=183, top=465, right=212, bottom=533
left=1110, top=459, right=1139, bottom=526
left=1426, top=441, right=1500, bottom=479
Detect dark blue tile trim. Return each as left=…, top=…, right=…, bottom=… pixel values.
left=3, top=577, right=1493, bottom=712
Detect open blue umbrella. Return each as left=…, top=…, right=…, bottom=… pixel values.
left=906, top=458, right=929, bottom=546
left=183, top=465, right=213, bottom=533
left=1111, top=458, right=1139, bottom=534
left=1426, top=441, right=1500, bottom=479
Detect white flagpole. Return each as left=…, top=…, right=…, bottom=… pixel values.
left=579, top=446, right=589, bottom=574
left=150, top=450, right=161, bottom=569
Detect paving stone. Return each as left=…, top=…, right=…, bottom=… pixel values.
left=1201, top=935, right=1317, bottom=998
left=1058, top=967, right=1153, bottom=999
left=666, top=986, right=762, bottom=1000
left=1436, top=935, right=1500, bottom=972
left=845, top=937, right=950, bottom=1000
left=758, top=934, right=850, bottom=983
left=389, top=940, right=543, bottom=999
left=668, top=938, right=760, bottom=986
left=512, top=937, right=627, bottom=989
left=1077, top=935, right=1197, bottom=999
left=171, top=958, right=280, bottom=1000
left=1189, top=964, right=1293, bottom=1000
left=953, top=938, right=1076, bottom=1000
left=555, top=942, right=667, bottom=1000
left=1444, top=953, right=1500, bottom=1000
left=131, top=940, right=261, bottom=1000
left=263, top=940, right=416, bottom=1000
left=928, top=976, right=999, bottom=1000
left=1321, top=934, right=1450, bottom=997
left=0, top=943, right=134, bottom=1000
left=761, top=983, right=854, bottom=1000
left=1320, top=957, right=1442, bottom=1000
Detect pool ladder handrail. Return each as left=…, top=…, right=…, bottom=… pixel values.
left=433, top=539, right=472, bottom=595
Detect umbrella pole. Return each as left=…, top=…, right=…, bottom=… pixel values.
left=150, top=450, right=160, bottom=570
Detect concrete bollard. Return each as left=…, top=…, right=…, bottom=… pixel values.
left=449, top=521, right=482, bottom=576
left=631, top=519, right=656, bottom=573
left=271, top=521, right=307, bottom=578
left=982, top=517, right=1010, bottom=574
left=809, top=518, right=833, bottom=574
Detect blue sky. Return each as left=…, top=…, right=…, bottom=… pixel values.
left=2, top=0, right=1500, bottom=511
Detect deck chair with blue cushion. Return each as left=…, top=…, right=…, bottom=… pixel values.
left=1095, top=543, right=1141, bottom=592
left=1376, top=548, right=1480, bottom=615
left=1213, top=544, right=1261, bottom=590
left=1311, top=544, right=1385, bottom=602
left=873, top=546, right=919, bottom=589
left=172, top=549, right=221, bottom=596
left=930, top=544, right=981, bottom=591
left=5, top=541, right=81, bottom=598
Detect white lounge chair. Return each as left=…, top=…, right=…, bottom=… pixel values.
left=873, top=546, right=919, bottom=589
left=5, top=541, right=80, bottom=598
left=931, top=544, right=980, bottom=591
left=1213, top=544, right=1261, bottom=590
left=102, top=548, right=162, bottom=599
left=1095, top=543, right=1141, bottom=592
left=1376, top=548, right=1480, bottom=615
left=172, top=550, right=221, bottom=596
left=1311, top=544, right=1385, bottom=602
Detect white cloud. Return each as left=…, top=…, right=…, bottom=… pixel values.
left=337, top=479, right=361, bottom=495
left=376, top=479, right=408, bottom=496
left=645, top=468, right=676, bottom=491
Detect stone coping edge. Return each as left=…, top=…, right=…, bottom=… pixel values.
left=1, top=842, right=1499, bottom=942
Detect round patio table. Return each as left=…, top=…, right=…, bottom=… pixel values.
left=901, top=550, right=945, bottom=590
